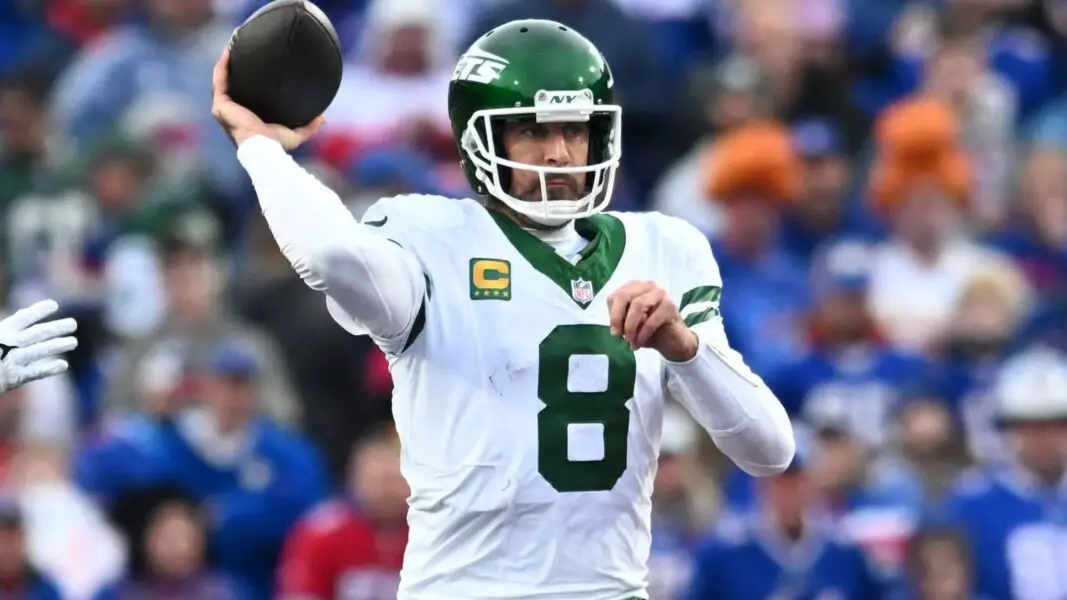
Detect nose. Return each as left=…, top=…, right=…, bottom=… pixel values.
left=542, top=130, right=571, bottom=167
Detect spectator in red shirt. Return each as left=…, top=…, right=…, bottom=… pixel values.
left=277, top=426, right=408, bottom=600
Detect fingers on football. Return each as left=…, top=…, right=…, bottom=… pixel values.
left=212, top=48, right=230, bottom=99
left=608, top=281, right=655, bottom=336
left=18, top=318, right=77, bottom=346
left=623, top=289, right=666, bottom=348
left=12, top=337, right=78, bottom=363
left=4, top=300, right=60, bottom=332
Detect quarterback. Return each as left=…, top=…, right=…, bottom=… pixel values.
left=213, top=19, right=794, bottom=600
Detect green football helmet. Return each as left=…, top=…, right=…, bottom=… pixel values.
left=448, top=19, right=622, bottom=226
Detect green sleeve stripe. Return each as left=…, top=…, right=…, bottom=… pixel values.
left=679, top=285, right=721, bottom=310
left=399, top=274, right=432, bottom=353
left=684, top=306, right=720, bottom=328
left=400, top=298, right=426, bottom=352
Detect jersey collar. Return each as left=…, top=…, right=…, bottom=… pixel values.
left=750, top=509, right=831, bottom=573
left=487, top=209, right=626, bottom=309
left=997, top=462, right=1067, bottom=502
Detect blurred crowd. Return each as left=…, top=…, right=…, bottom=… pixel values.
left=0, top=0, right=1066, bottom=598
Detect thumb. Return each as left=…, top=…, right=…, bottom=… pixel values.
left=295, top=115, right=326, bottom=137
left=211, top=97, right=246, bottom=124
left=268, top=125, right=309, bottom=150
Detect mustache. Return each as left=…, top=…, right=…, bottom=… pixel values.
left=543, top=174, right=582, bottom=192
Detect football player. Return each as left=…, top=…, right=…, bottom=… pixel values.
left=0, top=299, right=78, bottom=395
left=212, top=19, right=794, bottom=600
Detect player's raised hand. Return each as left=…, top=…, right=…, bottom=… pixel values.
left=0, top=299, right=78, bottom=394
left=211, top=48, right=325, bottom=150
left=608, top=281, right=698, bottom=362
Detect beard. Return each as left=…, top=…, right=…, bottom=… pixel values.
left=515, top=173, right=584, bottom=202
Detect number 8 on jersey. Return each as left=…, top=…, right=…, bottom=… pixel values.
left=537, top=323, right=637, bottom=493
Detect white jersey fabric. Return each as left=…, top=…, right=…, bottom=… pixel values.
left=237, top=135, right=794, bottom=600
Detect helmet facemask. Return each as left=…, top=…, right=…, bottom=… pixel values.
left=461, top=89, right=622, bottom=227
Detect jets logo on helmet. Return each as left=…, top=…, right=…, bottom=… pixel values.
left=451, top=47, right=509, bottom=84
left=447, top=20, right=623, bottom=226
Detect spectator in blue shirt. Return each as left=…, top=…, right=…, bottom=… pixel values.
left=75, top=342, right=328, bottom=600
left=687, top=431, right=887, bottom=600
left=705, top=121, right=811, bottom=377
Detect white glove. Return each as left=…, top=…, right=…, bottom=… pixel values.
left=0, top=300, right=78, bottom=395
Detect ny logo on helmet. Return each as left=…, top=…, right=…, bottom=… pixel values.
left=452, top=48, right=509, bottom=84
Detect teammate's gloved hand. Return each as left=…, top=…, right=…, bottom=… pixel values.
left=0, top=300, right=78, bottom=394
left=211, top=47, right=325, bottom=149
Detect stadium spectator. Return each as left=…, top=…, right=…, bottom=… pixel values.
left=48, top=0, right=242, bottom=197
left=781, top=120, right=874, bottom=261
left=0, top=68, right=55, bottom=233
left=866, top=98, right=1018, bottom=352
left=941, top=346, right=1067, bottom=599
left=0, top=496, right=66, bottom=600
left=4, top=135, right=161, bottom=314
left=893, top=526, right=980, bottom=600
left=922, top=20, right=1017, bottom=229
left=8, top=398, right=124, bottom=600
left=892, top=389, right=970, bottom=504
left=770, top=238, right=932, bottom=449
left=76, top=342, right=328, bottom=599
left=102, top=213, right=299, bottom=426
left=804, top=416, right=922, bottom=580
left=723, top=394, right=924, bottom=579
left=322, top=0, right=455, bottom=162
left=989, top=144, right=1067, bottom=296
left=233, top=214, right=394, bottom=480
left=277, top=425, right=406, bottom=600
left=687, top=430, right=887, bottom=599
left=105, top=486, right=249, bottom=599
left=704, top=121, right=811, bottom=376
left=937, top=265, right=1033, bottom=465
left=650, top=54, right=772, bottom=236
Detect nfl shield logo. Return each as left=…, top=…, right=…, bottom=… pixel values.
left=570, top=278, right=594, bottom=304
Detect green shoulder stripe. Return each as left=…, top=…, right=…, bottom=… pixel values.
left=679, top=285, right=721, bottom=311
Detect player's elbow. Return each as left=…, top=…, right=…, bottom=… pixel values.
left=730, top=424, right=796, bottom=478
left=754, top=430, right=796, bottom=477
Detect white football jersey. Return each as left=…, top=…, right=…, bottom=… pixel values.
left=345, top=195, right=723, bottom=600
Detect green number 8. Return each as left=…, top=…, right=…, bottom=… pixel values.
left=537, top=323, right=637, bottom=492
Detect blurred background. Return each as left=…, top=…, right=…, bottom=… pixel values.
left=0, top=0, right=1066, bottom=598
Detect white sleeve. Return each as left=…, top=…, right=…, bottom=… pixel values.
left=236, top=135, right=424, bottom=343
left=662, top=220, right=795, bottom=477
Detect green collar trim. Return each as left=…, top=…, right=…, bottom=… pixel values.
left=487, top=209, right=626, bottom=309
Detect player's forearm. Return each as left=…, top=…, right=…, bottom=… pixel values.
left=665, top=327, right=795, bottom=477
left=236, top=135, right=422, bottom=338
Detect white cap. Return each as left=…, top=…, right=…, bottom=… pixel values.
left=995, top=346, right=1067, bottom=422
